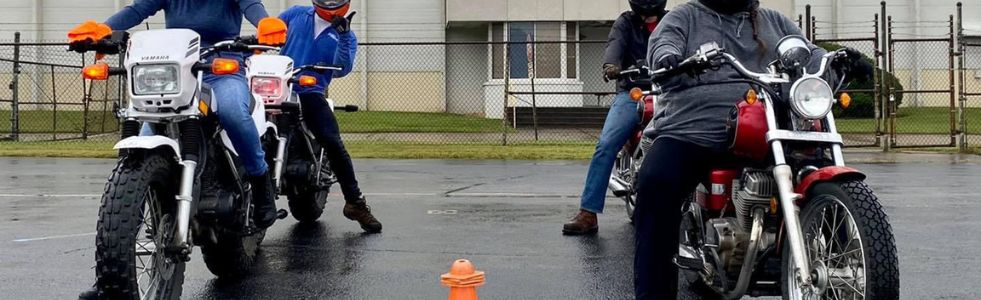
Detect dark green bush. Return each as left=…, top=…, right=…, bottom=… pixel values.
left=816, top=43, right=904, bottom=118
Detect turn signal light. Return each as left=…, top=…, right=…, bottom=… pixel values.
left=840, top=93, right=852, bottom=109
left=212, top=58, right=240, bottom=75
left=298, top=75, right=318, bottom=87
left=629, top=87, right=644, bottom=101
left=198, top=100, right=210, bottom=116
left=82, top=63, right=110, bottom=80
left=746, top=89, right=759, bottom=105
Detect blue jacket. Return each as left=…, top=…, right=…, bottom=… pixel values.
left=279, top=6, right=357, bottom=95
left=105, top=0, right=268, bottom=48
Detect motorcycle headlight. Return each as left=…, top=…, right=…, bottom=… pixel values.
left=251, top=77, right=283, bottom=99
left=133, top=64, right=180, bottom=95
left=790, top=77, right=834, bottom=119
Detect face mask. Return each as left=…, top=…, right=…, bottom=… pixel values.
left=699, top=0, right=754, bottom=14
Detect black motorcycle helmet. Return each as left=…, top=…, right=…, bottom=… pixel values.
left=629, top=0, right=667, bottom=17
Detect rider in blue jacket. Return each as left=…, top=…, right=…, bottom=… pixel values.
left=278, top=0, right=382, bottom=233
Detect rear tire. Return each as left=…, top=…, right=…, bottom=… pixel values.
left=95, top=153, right=183, bottom=300
left=782, top=180, right=900, bottom=299
left=201, top=229, right=264, bottom=278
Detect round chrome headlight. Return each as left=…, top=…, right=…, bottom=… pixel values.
left=790, top=77, right=834, bottom=119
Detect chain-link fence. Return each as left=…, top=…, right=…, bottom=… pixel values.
left=4, top=2, right=981, bottom=151
left=0, top=37, right=124, bottom=142
left=811, top=13, right=884, bottom=148
left=887, top=17, right=958, bottom=148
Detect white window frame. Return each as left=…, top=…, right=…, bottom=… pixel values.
left=486, top=22, right=581, bottom=83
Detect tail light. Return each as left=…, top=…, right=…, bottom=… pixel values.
left=251, top=77, right=283, bottom=99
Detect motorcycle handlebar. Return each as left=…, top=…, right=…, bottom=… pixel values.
left=68, top=31, right=129, bottom=55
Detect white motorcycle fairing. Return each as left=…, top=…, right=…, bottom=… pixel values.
left=113, top=136, right=181, bottom=160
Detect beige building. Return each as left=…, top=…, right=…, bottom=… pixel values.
left=1, top=0, right=979, bottom=115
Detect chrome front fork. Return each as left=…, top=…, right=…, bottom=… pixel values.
left=761, top=94, right=814, bottom=289
left=272, top=136, right=287, bottom=191
left=174, top=159, right=197, bottom=251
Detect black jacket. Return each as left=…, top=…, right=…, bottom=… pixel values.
left=604, top=11, right=657, bottom=92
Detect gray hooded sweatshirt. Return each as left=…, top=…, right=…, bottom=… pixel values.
left=646, top=0, right=827, bottom=151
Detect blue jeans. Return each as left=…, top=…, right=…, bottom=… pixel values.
left=141, top=54, right=268, bottom=177
left=579, top=92, right=640, bottom=213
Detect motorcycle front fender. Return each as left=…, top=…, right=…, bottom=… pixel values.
left=795, top=166, right=866, bottom=196
left=114, top=136, right=181, bottom=160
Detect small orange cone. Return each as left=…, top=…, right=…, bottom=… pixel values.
left=441, top=259, right=485, bottom=300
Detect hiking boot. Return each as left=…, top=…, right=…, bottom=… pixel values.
left=562, top=210, right=598, bottom=235
left=343, top=196, right=382, bottom=233
left=249, top=172, right=277, bottom=229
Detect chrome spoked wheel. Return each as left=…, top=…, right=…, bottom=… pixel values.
left=789, top=196, right=867, bottom=300
left=135, top=190, right=179, bottom=300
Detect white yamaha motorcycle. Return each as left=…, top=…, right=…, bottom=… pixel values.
left=74, top=30, right=281, bottom=299
left=245, top=47, right=359, bottom=223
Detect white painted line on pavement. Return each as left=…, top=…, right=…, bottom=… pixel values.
left=0, top=194, right=101, bottom=197
left=12, top=232, right=96, bottom=243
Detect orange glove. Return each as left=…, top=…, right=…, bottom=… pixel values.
left=257, top=17, right=287, bottom=46
left=68, top=20, right=112, bottom=43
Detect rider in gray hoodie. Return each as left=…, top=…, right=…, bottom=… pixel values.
left=632, top=0, right=872, bottom=298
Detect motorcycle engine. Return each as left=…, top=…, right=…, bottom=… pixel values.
left=733, top=169, right=776, bottom=230
left=705, top=218, right=748, bottom=278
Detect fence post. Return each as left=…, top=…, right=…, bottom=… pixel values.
left=530, top=42, right=539, bottom=142
left=886, top=15, right=895, bottom=151
left=805, top=5, right=812, bottom=40
left=81, top=53, right=90, bottom=140
left=957, top=2, right=967, bottom=150
left=9, top=32, right=21, bottom=141
left=502, top=41, right=510, bottom=146
left=873, top=13, right=883, bottom=148
left=949, top=15, right=958, bottom=147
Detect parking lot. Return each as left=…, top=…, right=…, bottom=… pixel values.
left=1, top=154, right=980, bottom=299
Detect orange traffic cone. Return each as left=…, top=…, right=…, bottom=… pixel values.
left=441, top=259, right=485, bottom=300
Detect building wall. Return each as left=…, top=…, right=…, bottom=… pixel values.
left=446, top=24, right=490, bottom=116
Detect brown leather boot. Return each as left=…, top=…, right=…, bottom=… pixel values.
left=343, top=196, right=382, bottom=233
left=562, top=210, right=598, bottom=235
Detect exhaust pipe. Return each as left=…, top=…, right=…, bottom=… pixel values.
left=608, top=176, right=631, bottom=197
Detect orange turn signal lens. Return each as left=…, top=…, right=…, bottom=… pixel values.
left=82, top=62, right=110, bottom=80
left=839, top=93, right=852, bottom=109
left=745, top=89, right=759, bottom=105
left=211, top=58, right=240, bottom=75
left=629, top=87, right=644, bottom=101
left=298, top=75, right=318, bottom=87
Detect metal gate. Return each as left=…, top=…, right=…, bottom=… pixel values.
left=885, top=15, right=958, bottom=148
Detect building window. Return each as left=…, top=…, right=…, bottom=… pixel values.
left=490, top=22, right=578, bottom=80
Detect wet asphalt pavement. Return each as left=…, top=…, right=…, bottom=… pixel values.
left=0, top=155, right=979, bottom=299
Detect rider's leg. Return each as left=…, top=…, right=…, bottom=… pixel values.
left=632, top=137, right=714, bottom=299
left=564, top=92, right=640, bottom=234
left=298, top=93, right=381, bottom=233
left=205, top=71, right=276, bottom=228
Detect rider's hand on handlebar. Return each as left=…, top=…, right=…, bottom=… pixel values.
left=603, top=64, right=621, bottom=82
left=257, top=17, right=288, bottom=46
left=654, top=54, right=682, bottom=71
left=833, top=47, right=874, bottom=83
left=68, top=21, right=113, bottom=59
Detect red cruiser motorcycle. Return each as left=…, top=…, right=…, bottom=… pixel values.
left=643, top=39, right=899, bottom=299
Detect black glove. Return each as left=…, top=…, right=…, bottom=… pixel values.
left=654, top=54, right=682, bottom=71
left=331, top=16, right=350, bottom=33
left=834, top=48, right=874, bottom=83
left=603, top=64, right=621, bottom=82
